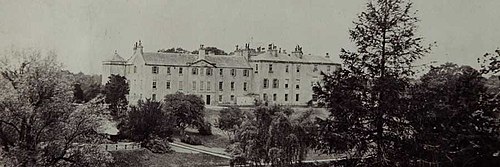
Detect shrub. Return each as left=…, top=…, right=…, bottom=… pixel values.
left=142, top=138, right=172, bottom=154
left=198, top=121, right=212, bottom=136
left=181, top=135, right=202, bottom=145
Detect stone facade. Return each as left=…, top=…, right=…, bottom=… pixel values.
left=102, top=41, right=340, bottom=106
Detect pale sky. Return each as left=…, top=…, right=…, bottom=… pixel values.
left=1, top=0, right=499, bottom=74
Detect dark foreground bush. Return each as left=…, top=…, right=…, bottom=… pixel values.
left=181, top=135, right=202, bottom=145
left=142, top=138, right=172, bottom=154
left=198, top=121, right=212, bottom=136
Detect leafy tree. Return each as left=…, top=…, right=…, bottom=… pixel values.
left=191, top=46, right=228, bottom=55
left=103, top=74, right=129, bottom=118
left=0, top=49, right=113, bottom=166
left=162, top=92, right=205, bottom=134
left=65, top=71, right=103, bottom=103
left=409, top=63, right=500, bottom=166
left=231, top=105, right=314, bottom=166
left=73, top=83, right=85, bottom=103
left=118, top=99, right=174, bottom=142
left=216, top=106, right=244, bottom=140
left=313, top=0, right=431, bottom=165
left=157, top=47, right=190, bottom=54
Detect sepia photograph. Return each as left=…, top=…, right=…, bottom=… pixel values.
left=1, top=0, right=500, bottom=166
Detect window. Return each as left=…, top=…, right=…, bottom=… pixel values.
left=255, top=64, right=259, bottom=73
left=179, top=81, right=183, bottom=90
left=296, top=79, right=300, bottom=89
left=313, top=65, right=318, bottom=72
left=285, top=94, right=289, bottom=101
left=230, top=95, right=235, bottom=101
left=179, top=67, right=183, bottom=75
left=285, top=65, right=289, bottom=73
left=192, top=68, right=198, bottom=75
left=263, top=79, right=269, bottom=89
left=296, top=65, right=300, bottom=72
left=207, top=81, right=211, bottom=91
left=134, top=66, right=137, bottom=73
left=231, top=69, right=236, bottom=76
left=231, top=82, right=235, bottom=91
left=273, top=94, right=277, bottom=101
left=167, top=67, right=171, bottom=75
left=295, top=94, right=300, bottom=101
left=206, top=68, right=213, bottom=76
left=200, top=81, right=204, bottom=90
left=243, top=82, right=247, bottom=91
left=219, top=69, right=223, bottom=76
left=152, top=81, right=157, bottom=89
left=152, top=66, right=159, bottom=74
left=243, top=69, right=249, bottom=77
left=285, top=79, right=289, bottom=89
left=219, top=82, right=223, bottom=91
left=263, top=93, right=268, bottom=101
left=272, top=79, right=279, bottom=88
left=219, top=95, right=223, bottom=102
left=269, top=64, right=273, bottom=73
left=192, top=81, right=196, bottom=90
left=152, top=94, right=156, bottom=101
left=327, top=65, right=331, bottom=71
left=166, top=81, right=171, bottom=89
left=200, top=68, right=204, bottom=76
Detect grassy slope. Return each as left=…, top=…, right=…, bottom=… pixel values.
left=110, top=149, right=229, bottom=167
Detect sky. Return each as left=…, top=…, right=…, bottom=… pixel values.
left=0, top=0, right=499, bottom=74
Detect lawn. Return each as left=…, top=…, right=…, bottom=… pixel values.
left=110, top=149, right=230, bottom=167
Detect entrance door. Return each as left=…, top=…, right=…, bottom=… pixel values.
left=206, top=95, right=211, bottom=105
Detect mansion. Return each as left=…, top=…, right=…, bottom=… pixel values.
left=102, top=41, right=340, bottom=106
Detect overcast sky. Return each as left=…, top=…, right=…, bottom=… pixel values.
left=1, top=0, right=499, bottom=74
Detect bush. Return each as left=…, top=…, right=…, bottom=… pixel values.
left=181, top=135, right=202, bottom=145
left=142, top=138, right=172, bottom=154
left=198, top=121, right=212, bottom=136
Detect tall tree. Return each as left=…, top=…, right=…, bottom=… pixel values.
left=103, top=74, right=129, bottom=118
left=162, top=92, right=205, bottom=134
left=313, top=0, right=431, bottom=165
left=409, top=63, right=500, bottom=166
left=216, top=106, right=244, bottom=140
left=0, top=49, right=112, bottom=166
left=118, top=99, right=174, bottom=142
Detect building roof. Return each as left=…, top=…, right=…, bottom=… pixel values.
left=142, top=52, right=252, bottom=68
left=251, top=51, right=339, bottom=65
left=105, top=52, right=126, bottom=62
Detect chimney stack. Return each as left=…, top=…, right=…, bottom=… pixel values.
left=133, top=40, right=144, bottom=55
left=198, top=44, right=206, bottom=60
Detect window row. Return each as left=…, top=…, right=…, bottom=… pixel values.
left=254, top=64, right=334, bottom=73
left=262, top=93, right=300, bottom=102
left=150, top=66, right=250, bottom=77
left=263, top=79, right=300, bottom=89
left=153, top=81, right=248, bottom=92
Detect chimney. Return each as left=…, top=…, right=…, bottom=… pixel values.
left=133, top=40, right=144, bottom=55
left=198, top=44, right=206, bottom=60
left=292, top=45, right=303, bottom=59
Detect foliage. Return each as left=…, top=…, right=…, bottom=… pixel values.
left=198, top=121, right=212, bottom=136
left=181, top=135, right=202, bottom=145
left=409, top=63, right=500, bottom=166
left=162, top=92, right=205, bottom=133
left=118, top=99, right=174, bottom=143
left=0, top=49, right=113, bottom=166
left=66, top=71, right=102, bottom=103
left=157, top=47, right=190, bottom=54
left=313, top=0, right=431, bottom=166
left=216, top=106, right=244, bottom=140
left=142, top=138, right=172, bottom=154
left=478, top=49, right=500, bottom=75
left=73, top=83, right=85, bottom=103
left=103, top=74, right=129, bottom=118
left=191, top=46, right=228, bottom=55
left=231, top=105, right=315, bottom=166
